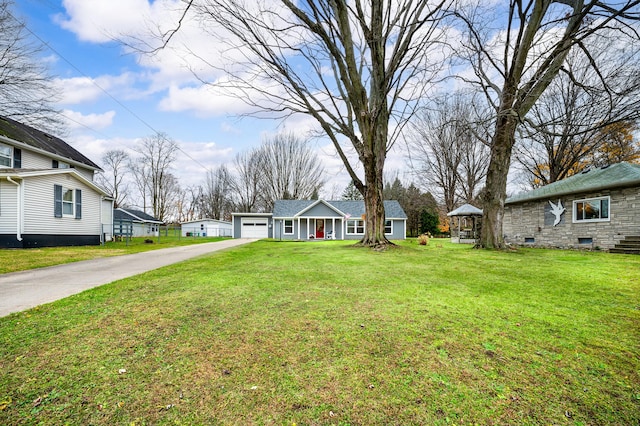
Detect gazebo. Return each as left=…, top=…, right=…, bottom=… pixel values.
left=447, top=204, right=483, bottom=244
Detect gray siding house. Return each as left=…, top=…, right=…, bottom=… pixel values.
left=114, top=208, right=163, bottom=237
left=0, top=116, right=113, bottom=248
left=503, top=162, right=640, bottom=250
left=232, top=199, right=407, bottom=240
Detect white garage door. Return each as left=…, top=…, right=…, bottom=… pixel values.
left=241, top=218, right=269, bottom=238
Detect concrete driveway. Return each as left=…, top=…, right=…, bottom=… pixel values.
left=0, top=238, right=256, bottom=317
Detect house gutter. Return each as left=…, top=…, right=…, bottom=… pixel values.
left=6, top=176, right=22, bottom=241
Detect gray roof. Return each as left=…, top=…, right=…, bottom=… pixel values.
left=506, top=162, right=640, bottom=204
left=114, top=208, right=163, bottom=223
left=0, top=115, right=101, bottom=170
left=447, top=203, right=483, bottom=216
left=273, top=199, right=407, bottom=219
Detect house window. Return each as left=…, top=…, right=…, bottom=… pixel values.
left=284, top=219, right=294, bottom=235
left=573, top=197, right=610, bottom=222
left=54, top=185, right=82, bottom=219
left=385, top=220, right=393, bottom=234
left=0, top=143, right=11, bottom=167
left=62, top=188, right=75, bottom=216
left=346, top=219, right=365, bottom=235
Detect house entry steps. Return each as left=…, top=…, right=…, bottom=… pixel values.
left=609, top=236, right=640, bottom=255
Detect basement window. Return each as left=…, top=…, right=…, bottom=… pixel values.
left=524, top=237, right=535, bottom=243
left=578, top=237, right=593, bottom=245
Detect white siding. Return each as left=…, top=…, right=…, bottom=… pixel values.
left=0, top=180, right=18, bottom=233
left=75, top=167, right=95, bottom=181
left=20, top=149, right=96, bottom=181
left=22, top=174, right=102, bottom=235
left=101, top=199, right=113, bottom=225
left=21, top=149, right=54, bottom=169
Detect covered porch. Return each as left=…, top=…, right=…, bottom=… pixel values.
left=274, top=217, right=345, bottom=240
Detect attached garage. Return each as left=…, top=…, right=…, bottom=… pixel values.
left=232, top=213, right=273, bottom=239
left=241, top=218, right=269, bottom=238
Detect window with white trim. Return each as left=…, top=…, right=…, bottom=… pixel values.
left=573, top=196, right=610, bottom=222
left=284, top=219, right=294, bottom=234
left=62, top=188, right=75, bottom=216
left=346, top=219, right=365, bottom=235
left=55, top=185, right=81, bottom=219
left=385, top=219, right=393, bottom=234
left=0, top=143, right=11, bottom=167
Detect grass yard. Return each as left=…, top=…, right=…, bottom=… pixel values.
left=0, top=236, right=228, bottom=274
left=0, top=240, right=638, bottom=425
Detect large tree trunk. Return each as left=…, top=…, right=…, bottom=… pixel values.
left=479, top=111, right=519, bottom=249
left=360, top=150, right=388, bottom=247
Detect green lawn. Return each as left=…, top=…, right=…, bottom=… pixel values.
left=0, top=240, right=638, bottom=425
left=0, top=236, right=228, bottom=274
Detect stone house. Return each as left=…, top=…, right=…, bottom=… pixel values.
left=503, top=162, right=640, bottom=251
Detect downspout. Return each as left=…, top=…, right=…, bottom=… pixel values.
left=6, top=177, right=22, bottom=241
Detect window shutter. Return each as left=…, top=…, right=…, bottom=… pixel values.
left=75, top=189, right=82, bottom=219
left=52, top=159, right=59, bottom=168
left=54, top=185, right=62, bottom=218
left=13, top=149, right=21, bottom=168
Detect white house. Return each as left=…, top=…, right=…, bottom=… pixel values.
left=0, top=116, right=113, bottom=248
left=181, top=218, right=232, bottom=237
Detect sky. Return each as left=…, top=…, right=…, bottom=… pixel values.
left=15, top=0, right=406, bottom=197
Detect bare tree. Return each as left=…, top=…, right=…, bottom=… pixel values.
left=409, top=94, right=489, bottom=212
left=147, top=0, right=451, bottom=247
left=175, top=185, right=201, bottom=223
left=155, top=172, right=181, bottom=222
left=96, top=149, right=130, bottom=208
left=199, top=165, right=232, bottom=220
left=516, top=37, right=640, bottom=187
left=0, top=0, right=63, bottom=132
left=132, top=132, right=180, bottom=220
left=228, top=148, right=263, bottom=213
left=456, top=1, right=640, bottom=248
left=258, top=133, right=325, bottom=211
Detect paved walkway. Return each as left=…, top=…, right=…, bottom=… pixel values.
left=0, top=239, right=256, bottom=317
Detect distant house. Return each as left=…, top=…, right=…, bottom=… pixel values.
left=232, top=199, right=407, bottom=240
left=0, top=116, right=113, bottom=248
left=181, top=219, right=232, bottom=237
left=503, top=162, right=640, bottom=252
left=113, top=208, right=163, bottom=237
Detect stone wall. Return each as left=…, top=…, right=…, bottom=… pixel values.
left=503, top=186, right=640, bottom=250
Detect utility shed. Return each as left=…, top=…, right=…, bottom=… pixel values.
left=181, top=219, right=232, bottom=237
left=503, top=162, right=640, bottom=253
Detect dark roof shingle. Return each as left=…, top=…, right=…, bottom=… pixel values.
left=0, top=115, right=101, bottom=170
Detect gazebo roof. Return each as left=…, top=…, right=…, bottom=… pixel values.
left=447, top=203, right=483, bottom=217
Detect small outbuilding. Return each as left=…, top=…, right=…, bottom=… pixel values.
left=447, top=203, right=483, bottom=244
left=181, top=219, right=232, bottom=237
left=113, top=208, right=163, bottom=237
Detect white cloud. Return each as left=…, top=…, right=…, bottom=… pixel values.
left=158, top=84, right=255, bottom=117
left=63, top=109, right=116, bottom=131
left=53, top=73, right=140, bottom=105
left=56, top=0, right=154, bottom=43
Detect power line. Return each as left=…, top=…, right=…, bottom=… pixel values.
left=9, top=7, right=213, bottom=174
